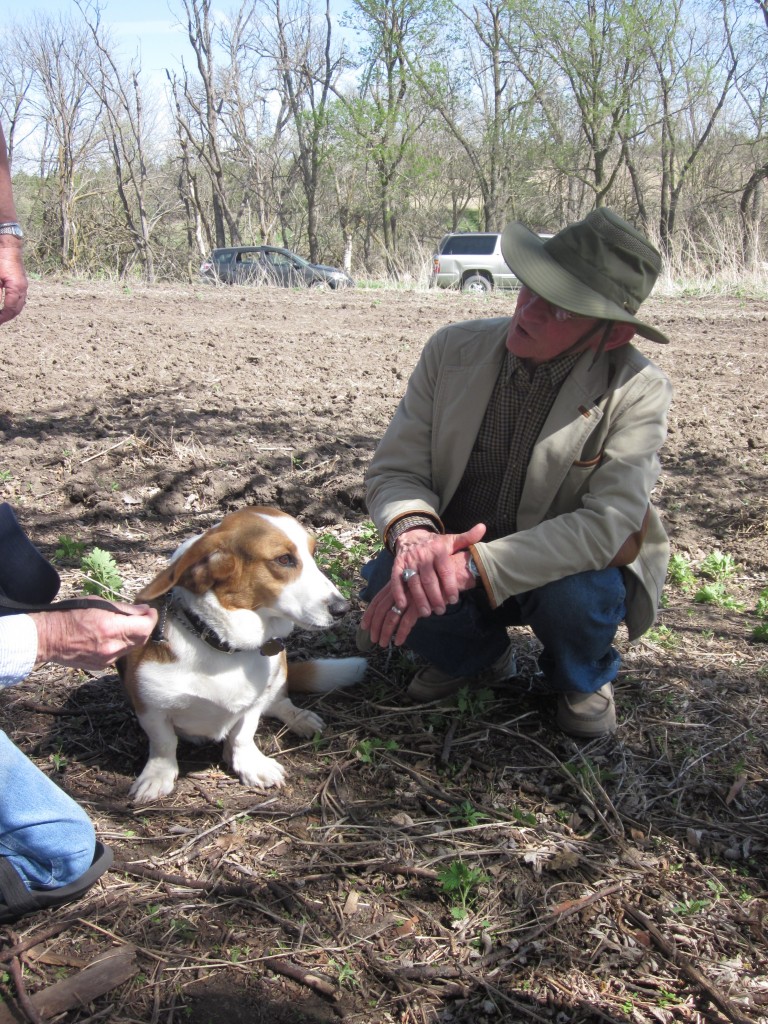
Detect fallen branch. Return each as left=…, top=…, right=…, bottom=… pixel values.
left=266, top=957, right=339, bottom=1000
left=623, top=905, right=757, bottom=1024
left=0, top=944, right=137, bottom=1024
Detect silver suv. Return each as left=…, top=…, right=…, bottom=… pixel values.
left=430, top=231, right=553, bottom=293
left=430, top=232, right=517, bottom=293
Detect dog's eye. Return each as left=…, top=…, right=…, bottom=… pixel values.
left=275, top=554, right=297, bottom=567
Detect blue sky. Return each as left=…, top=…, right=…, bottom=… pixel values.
left=21, top=1, right=194, bottom=81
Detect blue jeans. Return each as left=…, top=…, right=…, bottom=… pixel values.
left=360, top=551, right=626, bottom=694
left=0, top=731, right=96, bottom=890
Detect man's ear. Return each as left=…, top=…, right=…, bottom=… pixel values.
left=603, top=322, right=636, bottom=351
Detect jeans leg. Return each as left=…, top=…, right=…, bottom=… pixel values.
left=0, top=731, right=96, bottom=890
left=360, top=551, right=510, bottom=676
left=516, top=569, right=626, bottom=694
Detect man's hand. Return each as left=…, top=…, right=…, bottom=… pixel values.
left=361, top=523, right=486, bottom=648
left=30, top=602, right=158, bottom=671
left=391, top=522, right=486, bottom=614
left=0, top=237, right=28, bottom=325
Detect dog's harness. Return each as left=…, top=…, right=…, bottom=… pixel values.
left=151, top=590, right=286, bottom=657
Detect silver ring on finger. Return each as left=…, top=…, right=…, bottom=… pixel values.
left=390, top=605, right=403, bottom=616
left=401, top=567, right=419, bottom=583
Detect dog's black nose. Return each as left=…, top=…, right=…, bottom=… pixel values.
left=330, top=597, right=351, bottom=619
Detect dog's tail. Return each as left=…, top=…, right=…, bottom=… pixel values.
left=287, top=657, right=367, bottom=694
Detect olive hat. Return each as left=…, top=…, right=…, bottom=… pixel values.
left=501, top=208, right=669, bottom=344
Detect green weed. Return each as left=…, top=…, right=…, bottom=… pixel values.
left=672, top=897, right=710, bottom=915
left=751, top=622, right=768, bottom=643
left=48, top=749, right=68, bottom=771
left=315, top=521, right=382, bottom=599
left=55, top=535, right=85, bottom=562
left=354, top=737, right=399, bottom=762
left=667, top=553, right=696, bottom=590
left=329, top=959, right=358, bottom=988
left=80, top=547, right=124, bottom=599
left=453, top=686, right=494, bottom=717
left=0, top=469, right=12, bottom=483
left=645, top=625, right=679, bottom=649
left=437, top=860, right=490, bottom=919
left=699, top=549, right=739, bottom=581
left=449, top=801, right=489, bottom=827
left=755, top=588, right=768, bottom=618
left=694, top=581, right=744, bottom=610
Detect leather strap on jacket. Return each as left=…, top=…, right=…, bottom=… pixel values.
left=609, top=505, right=651, bottom=567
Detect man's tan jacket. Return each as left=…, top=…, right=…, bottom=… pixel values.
left=365, top=317, right=673, bottom=640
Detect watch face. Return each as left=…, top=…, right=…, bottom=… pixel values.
left=0, top=224, right=23, bottom=238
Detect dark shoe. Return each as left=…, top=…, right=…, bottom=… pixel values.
left=556, top=684, right=616, bottom=738
left=0, top=841, right=113, bottom=924
left=406, top=646, right=517, bottom=702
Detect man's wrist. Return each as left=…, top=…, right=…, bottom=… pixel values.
left=0, top=222, right=24, bottom=238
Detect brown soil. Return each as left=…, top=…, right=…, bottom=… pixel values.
left=1, top=281, right=766, bottom=1024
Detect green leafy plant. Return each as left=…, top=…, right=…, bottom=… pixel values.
left=437, top=859, right=490, bottom=919
left=755, top=588, right=768, bottom=618
left=645, top=624, right=679, bottom=649
left=55, top=535, right=85, bottom=562
left=667, top=553, right=696, bottom=590
left=80, top=547, right=123, bottom=599
left=354, top=737, right=399, bottom=762
left=329, top=958, right=358, bottom=988
left=315, top=521, right=382, bottom=599
left=453, top=686, right=494, bottom=718
left=449, top=801, right=489, bottom=827
left=48, top=749, right=68, bottom=771
left=694, top=581, right=744, bottom=610
left=699, top=549, right=739, bottom=581
left=752, top=622, right=768, bottom=643
left=511, top=805, right=538, bottom=826
left=0, top=469, right=12, bottom=483
left=672, top=897, right=710, bottom=915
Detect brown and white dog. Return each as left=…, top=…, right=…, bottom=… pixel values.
left=120, top=507, right=366, bottom=804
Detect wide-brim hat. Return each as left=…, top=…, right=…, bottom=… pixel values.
left=0, top=502, right=60, bottom=604
left=501, top=208, right=669, bottom=344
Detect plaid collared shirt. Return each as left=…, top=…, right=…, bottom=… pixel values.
left=442, top=349, right=580, bottom=540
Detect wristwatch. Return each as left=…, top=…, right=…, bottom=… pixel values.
left=0, top=222, right=24, bottom=238
left=467, top=555, right=481, bottom=582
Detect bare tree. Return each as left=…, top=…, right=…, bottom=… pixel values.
left=339, top=0, right=432, bottom=273
left=21, top=12, right=103, bottom=269
left=0, top=33, right=34, bottom=168
left=256, top=0, right=349, bottom=262
left=730, top=0, right=768, bottom=265
left=628, top=0, right=739, bottom=255
left=75, top=1, right=164, bottom=281
left=171, top=0, right=250, bottom=249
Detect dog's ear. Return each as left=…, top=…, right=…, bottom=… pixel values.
left=137, top=538, right=237, bottom=601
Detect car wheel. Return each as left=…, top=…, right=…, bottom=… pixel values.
left=462, top=274, right=492, bottom=293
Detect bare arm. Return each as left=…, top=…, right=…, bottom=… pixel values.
left=0, top=122, right=28, bottom=325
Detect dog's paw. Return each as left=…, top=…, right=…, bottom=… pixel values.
left=232, top=748, right=286, bottom=789
left=268, top=696, right=325, bottom=737
left=129, top=765, right=177, bottom=804
left=287, top=708, right=325, bottom=737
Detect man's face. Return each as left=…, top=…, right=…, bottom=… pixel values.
left=507, top=285, right=622, bottom=365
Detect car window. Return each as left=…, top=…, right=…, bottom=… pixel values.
left=266, top=252, right=295, bottom=267
left=236, top=251, right=262, bottom=264
left=440, top=235, right=498, bottom=256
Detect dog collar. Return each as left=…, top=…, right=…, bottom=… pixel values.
left=152, top=592, right=286, bottom=657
